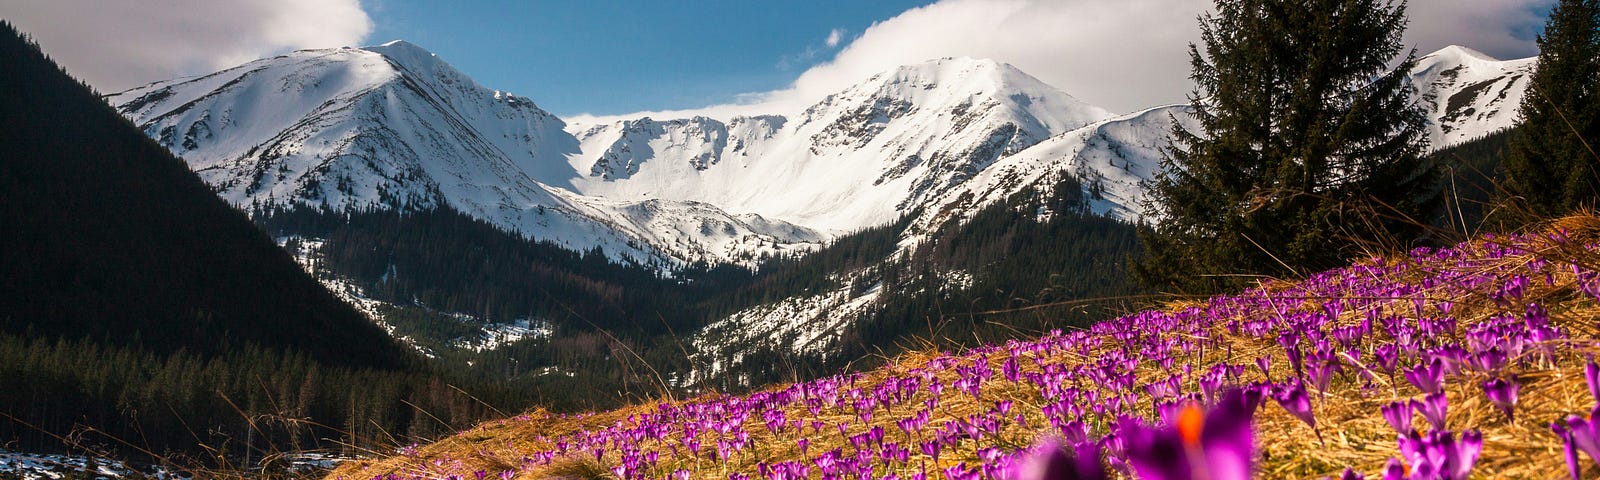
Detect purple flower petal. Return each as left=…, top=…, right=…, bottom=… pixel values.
left=1482, top=377, right=1519, bottom=422
left=1403, top=358, right=1444, bottom=395
left=1381, top=400, right=1413, bottom=435
left=1413, top=392, right=1448, bottom=431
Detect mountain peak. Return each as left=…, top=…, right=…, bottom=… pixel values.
left=367, top=39, right=434, bottom=56
left=1422, top=45, right=1500, bottom=64
left=1409, top=44, right=1536, bottom=148
left=881, top=56, right=1011, bottom=83
left=834, top=56, right=1113, bottom=134
left=362, top=40, right=446, bottom=72
left=926, top=56, right=1002, bottom=67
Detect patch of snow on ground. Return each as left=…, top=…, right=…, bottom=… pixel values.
left=0, top=449, right=182, bottom=479
left=455, top=318, right=553, bottom=352
left=689, top=270, right=883, bottom=384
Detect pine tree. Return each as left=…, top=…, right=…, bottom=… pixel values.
left=1136, top=0, right=1438, bottom=293
left=1504, top=0, right=1600, bottom=216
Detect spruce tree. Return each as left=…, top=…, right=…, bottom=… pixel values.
left=1504, top=0, right=1600, bottom=216
left=1136, top=0, right=1438, bottom=293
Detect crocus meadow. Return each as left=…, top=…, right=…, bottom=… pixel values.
left=333, top=228, right=1600, bottom=479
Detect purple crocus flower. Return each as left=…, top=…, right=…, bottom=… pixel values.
left=1307, top=357, right=1341, bottom=398
left=1552, top=421, right=1585, bottom=480
left=1119, top=389, right=1257, bottom=480
left=1413, top=392, right=1449, bottom=431
left=1272, top=380, right=1321, bottom=443
left=1372, top=344, right=1400, bottom=377
left=1432, top=346, right=1470, bottom=377
left=1017, top=438, right=1105, bottom=480
left=1396, top=429, right=1482, bottom=480
left=1473, top=347, right=1508, bottom=374
left=1403, top=359, right=1444, bottom=395
left=1380, top=400, right=1413, bottom=435
left=1554, top=405, right=1600, bottom=476
left=1481, top=377, right=1519, bottom=422
left=919, top=440, right=941, bottom=463
left=1587, top=360, right=1600, bottom=402
left=1381, top=457, right=1406, bottom=480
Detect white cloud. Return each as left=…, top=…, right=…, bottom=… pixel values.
left=573, top=0, right=1553, bottom=123
left=825, top=28, right=845, bottom=48
left=776, top=45, right=822, bottom=71
left=0, top=0, right=372, bottom=93
left=1405, top=0, right=1550, bottom=60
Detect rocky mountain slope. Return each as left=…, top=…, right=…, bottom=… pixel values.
left=1411, top=45, right=1535, bottom=148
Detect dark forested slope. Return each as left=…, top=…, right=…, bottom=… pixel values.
left=0, top=21, right=408, bottom=369
left=0, top=21, right=510, bottom=459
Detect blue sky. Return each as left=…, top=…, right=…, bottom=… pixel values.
left=365, top=1, right=931, bottom=116
left=2, top=0, right=1557, bottom=117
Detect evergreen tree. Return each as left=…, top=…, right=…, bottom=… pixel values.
left=1137, top=0, right=1438, bottom=293
left=1504, top=0, right=1600, bottom=216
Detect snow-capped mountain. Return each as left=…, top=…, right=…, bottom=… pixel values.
left=915, top=45, right=1535, bottom=230
left=1411, top=45, right=1535, bottom=148
left=110, top=41, right=1524, bottom=269
left=108, top=41, right=822, bottom=266
left=565, top=57, right=1113, bottom=232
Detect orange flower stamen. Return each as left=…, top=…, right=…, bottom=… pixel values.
left=1178, top=402, right=1205, bottom=447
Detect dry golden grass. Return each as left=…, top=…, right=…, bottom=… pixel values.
left=329, top=215, right=1600, bottom=480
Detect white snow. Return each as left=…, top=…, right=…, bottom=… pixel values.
left=689, top=269, right=885, bottom=383
left=0, top=449, right=182, bottom=480
left=1411, top=45, right=1535, bottom=147
left=454, top=317, right=553, bottom=352
left=565, top=57, right=1113, bottom=233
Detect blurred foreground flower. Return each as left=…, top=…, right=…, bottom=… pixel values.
left=1119, top=388, right=1258, bottom=480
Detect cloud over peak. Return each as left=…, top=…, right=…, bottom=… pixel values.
left=575, top=0, right=1552, bottom=123
left=1, top=0, right=371, bottom=93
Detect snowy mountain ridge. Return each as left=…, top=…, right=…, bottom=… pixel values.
left=563, top=57, right=1113, bottom=233
left=109, top=41, right=1531, bottom=270
left=109, top=41, right=822, bottom=267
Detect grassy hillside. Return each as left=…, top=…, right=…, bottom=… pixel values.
left=331, top=216, right=1600, bottom=479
